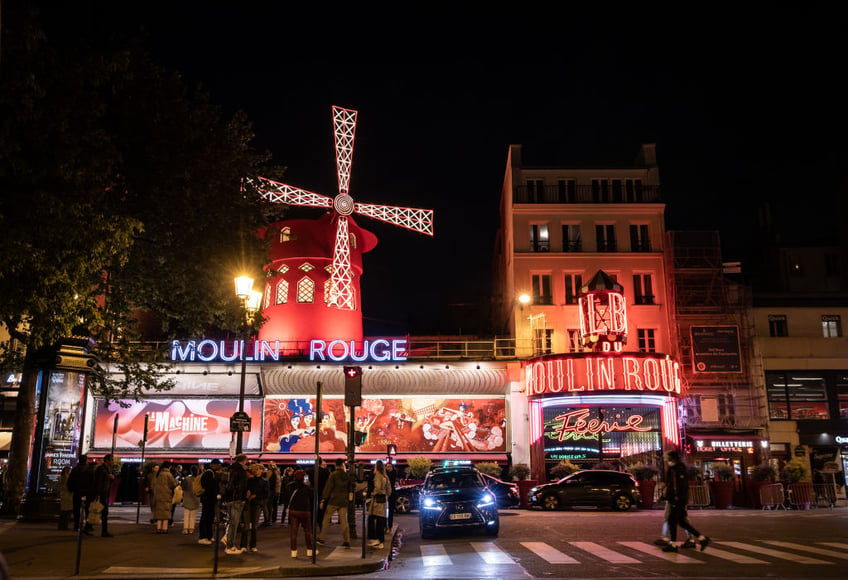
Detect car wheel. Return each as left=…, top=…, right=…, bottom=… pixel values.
left=542, top=494, right=560, bottom=510
left=613, top=494, right=633, bottom=511
left=395, top=495, right=411, bottom=514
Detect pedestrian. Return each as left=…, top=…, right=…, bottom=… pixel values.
left=93, top=454, right=116, bottom=537
left=224, top=454, right=249, bottom=554
left=241, top=463, right=269, bottom=552
left=197, top=459, right=222, bottom=545
left=286, top=469, right=317, bottom=558
left=385, top=462, right=397, bottom=531
left=316, top=458, right=351, bottom=548
left=279, top=466, right=295, bottom=526
left=57, top=466, right=74, bottom=530
left=181, top=465, right=201, bottom=534
left=169, top=462, right=181, bottom=526
left=67, top=454, right=94, bottom=534
left=654, top=481, right=693, bottom=547
left=152, top=460, right=177, bottom=534
left=144, top=463, right=160, bottom=523
left=660, top=450, right=710, bottom=552
left=265, top=463, right=280, bottom=526
left=315, top=457, right=330, bottom=533
left=367, top=460, right=390, bottom=549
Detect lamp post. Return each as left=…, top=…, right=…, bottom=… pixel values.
left=234, top=276, right=262, bottom=455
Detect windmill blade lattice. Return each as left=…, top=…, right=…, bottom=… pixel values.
left=244, top=105, right=434, bottom=311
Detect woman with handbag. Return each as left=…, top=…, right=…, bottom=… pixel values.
left=152, top=461, right=177, bottom=534
left=367, top=460, right=390, bottom=549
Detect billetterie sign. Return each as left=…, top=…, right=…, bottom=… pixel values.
left=526, top=352, right=681, bottom=396
left=170, top=338, right=409, bottom=363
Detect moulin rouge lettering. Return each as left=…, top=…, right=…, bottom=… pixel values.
left=553, top=409, right=650, bottom=441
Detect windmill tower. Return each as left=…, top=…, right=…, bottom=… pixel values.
left=244, top=106, right=434, bottom=345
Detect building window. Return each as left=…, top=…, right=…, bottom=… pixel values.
left=557, top=179, right=576, bottom=202
left=534, top=328, right=553, bottom=355
left=637, top=328, right=656, bottom=352
left=296, top=277, right=315, bottom=303
left=531, top=273, right=553, bottom=305
left=838, top=389, right=848, bottom=420
left=279, top=226, right=296, bottom=242
left=299, top=262, right=315, bottom=272
left=275, top=280, right=289, bottom=305
left=822, top=315, right=842, bottom=338
left=624, top=179, right=644, bottom=202
left=530, top=224, right=550, bottom=252
left=595, top=224, right=616, bottom=252
left=768, top=314, right=788, bottom=337
left=633, top=274, right=654, bottom=305
left=349, top=233, right=357, bottom=249
left=561, top=224, right=581, bottom=252
left=526, top=179, right=544, bottom=202
left=629, top=224, right=651, bottom=252
left=766, top=371, right=830, bottom=420
left=567, top=329, right=581, bottom=352
left=263, top=285, right=271, bottom=310
left=564, top=273, right=583, bottom=305
left=591, top=179, right=611, bottom=202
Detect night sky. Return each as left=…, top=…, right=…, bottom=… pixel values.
left=37, top=4, right=848, bottom=335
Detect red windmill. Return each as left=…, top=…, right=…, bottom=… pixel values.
left=243, top=106, right=434, bottom=344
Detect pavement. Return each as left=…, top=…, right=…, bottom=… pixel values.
left=0, top=505, right=394, bottom=579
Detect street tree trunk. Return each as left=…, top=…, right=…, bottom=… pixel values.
left=2, top=367, right=37, bottom=516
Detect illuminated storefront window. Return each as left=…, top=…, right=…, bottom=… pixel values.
left=766, top=371, right=830, bottom=420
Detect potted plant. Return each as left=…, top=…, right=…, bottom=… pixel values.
left=403, top=456, right=432, bottom=484
left=747, top=462, right=777, bottom=508
left=550, top=459, right=580, bottom=480
left=783, top=457, right=813, bottom=509
left=474, top=461, right=504, bottom=478
left=591, top=461, right=616, bottom=471
left=629, top=463, right=660, bottom=508
left=509, top=463, right=535, bottom=508
left=708, top=462, right=736, bottom=509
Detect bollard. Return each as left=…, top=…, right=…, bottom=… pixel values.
left=212, top=494, right=222, bottom=575
left=73, top=495, right=86, bottom=576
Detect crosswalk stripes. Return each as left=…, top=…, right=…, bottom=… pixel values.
left=761, top=541, right=848, bottom=560
left=414, top=539, right=846, bottom=567
left=470, top=542, right=516, bottom=564
left=617, top=541, right=703, bottom=563
left=570, top=541, right=640, bottom=564
left=520, top=541, right=580, bottom=564
left=717, top=541, right=833, bottom=564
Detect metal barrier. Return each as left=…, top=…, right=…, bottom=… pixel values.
left=787, top=483, right=814, bottom=510
left=813, top=483, right=838, bottom=509
left=759, top=483, right=785, bottom=510
left=687, top=484, right=710, bottom=509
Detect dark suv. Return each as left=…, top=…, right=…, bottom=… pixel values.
left=528, top=470, right=641, bottom=511
left=418, top=466, right=500, bottom=538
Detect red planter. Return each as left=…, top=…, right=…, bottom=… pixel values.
left=517, top=480, right=538, bottom=509
left=638, top=480, right=657, bottom=508
left=709, top=481, right=734, bottom=509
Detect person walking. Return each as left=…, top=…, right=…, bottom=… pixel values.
left=286, top=470, right=317, bottom=558
left=265, top=463, right=280, bottom=526
left=197, top=459, right=222, bottom=545
left=144, top=463, right=160, bottom=523
left=316, top=459, right=351, bottom=548
left=181, top=465, right=201, bottom=535
left=224, top=454, right=249, bottom=554
left=661, top=450, right=710, bottom=553
left=93, top=454, right=116, bottom=537
left=57, top=466, right=74, bottom=531
left=367, top=460, right=390, bottom=549
left=68, top=455, right=94, bottom=534
left=241, top=463, right=269, bottom=552
left=152, top=461, right=177, bottom=534
left=385, top=462, right=397, bottom=531
left=654, top=480, right=693, bottom=548
left=315, top=458, right=330, bottom=533
left=279, top=466, right=295, bottom=526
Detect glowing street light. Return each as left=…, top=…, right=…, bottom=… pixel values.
left=233, top=276, right=262, bottom=455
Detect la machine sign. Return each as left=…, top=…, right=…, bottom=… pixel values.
left=170, top=338, right=409, bottom=363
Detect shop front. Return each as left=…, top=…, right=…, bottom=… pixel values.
left=685, top=434, right=768, bottom=507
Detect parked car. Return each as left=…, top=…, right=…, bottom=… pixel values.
left=418, top=466, right=500, bottom=538
left=527, top=470, right=641, bottom=511
left=395, top=473, right=519, bottom=513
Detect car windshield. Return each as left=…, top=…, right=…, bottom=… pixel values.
left=426, top=472, right=484, bottom=490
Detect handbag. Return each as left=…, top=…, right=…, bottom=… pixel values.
left=374, top=493, right=387, bottom=503
left=172, top=484, right=184, bottom=505
left=87, top=499, right=103, bottom=525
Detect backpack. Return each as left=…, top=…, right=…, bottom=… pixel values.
left=192, top=473, right=205, bottom=496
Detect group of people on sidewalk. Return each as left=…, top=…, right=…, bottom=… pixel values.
left=58, top=453, right=116, bottom=537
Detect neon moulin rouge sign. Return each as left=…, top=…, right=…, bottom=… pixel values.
left=169, top=338, right=409, bottom=363
left=525, top=353, right=682, bottom=397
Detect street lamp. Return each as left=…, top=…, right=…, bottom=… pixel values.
left=233, top=275, right=262, bottom=454
left=518, top=293, right=546, bottom=355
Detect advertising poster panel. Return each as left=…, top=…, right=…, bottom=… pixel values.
left=92, top=398, right=263, bottom=451
left=36, top=370, right=86, bottom=493
left=263, top=397, right=507, bottom=454
left=690, top=326, right=742, bottom=373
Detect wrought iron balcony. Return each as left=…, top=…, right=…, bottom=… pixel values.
left=514, top=184, right=661, bottom=204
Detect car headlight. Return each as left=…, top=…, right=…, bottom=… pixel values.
left=529, top=487, right=538, bottom=495
left=422, top=497, right=443, bottom=510
left=477, top=491, right=496, bottom=507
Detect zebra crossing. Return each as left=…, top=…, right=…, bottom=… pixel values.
left=408, top=540, right=848, bottom=567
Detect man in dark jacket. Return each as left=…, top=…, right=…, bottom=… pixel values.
left=197, top=459, right=222, bottom=544
left=315, top=457, right=330, bottom=533
left=316, top=459, right=351, bottom=547
left=224, top=454, right=249, bottom=554
left=661, top=450, right=711, bottom=553
left=93, top=454, right=115, bottom=537
left=67, top=455, right=94, bottom=534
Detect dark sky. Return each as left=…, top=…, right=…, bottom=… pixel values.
left=44, top=4, right=848, bottom=335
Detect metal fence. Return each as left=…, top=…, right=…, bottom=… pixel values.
left=687, top=484, right=710, bottom=508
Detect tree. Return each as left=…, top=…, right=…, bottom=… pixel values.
left=0, top=6, right=284, bottom=513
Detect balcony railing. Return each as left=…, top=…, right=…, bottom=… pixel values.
left=514, top=184, right=661, bottom=204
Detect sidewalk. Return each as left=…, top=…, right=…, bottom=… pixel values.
left=0, top=505, right=392, bottom=579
